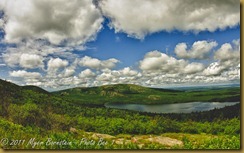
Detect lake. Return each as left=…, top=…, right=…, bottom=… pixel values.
left=105, top=102, right=239, bottom=114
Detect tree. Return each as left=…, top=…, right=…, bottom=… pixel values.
left=0, top=89, right=10, bottom=117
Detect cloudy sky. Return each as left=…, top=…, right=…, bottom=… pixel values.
left=0, top=0, right=240, bottom=91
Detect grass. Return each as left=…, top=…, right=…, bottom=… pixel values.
left=162, top=133, right=240, bottom=149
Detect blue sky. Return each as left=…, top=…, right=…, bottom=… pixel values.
left=86, top=23, right=240, bottom=68
left=0, top=0, right=240, bottom=91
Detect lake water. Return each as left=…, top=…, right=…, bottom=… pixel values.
left=105, top=102, right=239, bottom=114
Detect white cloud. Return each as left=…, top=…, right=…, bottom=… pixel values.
left=3, top=52, right=22, bottom=67
left=79, top=56, right=119, bottom=70
left=203, top=40, right=240, bottom=76
left=214, top=42, right=239, bottom=63
left=79, top=56, right=102, bottom=69
left=58, top=59, right=79, bottom=78
left=95, top=68, right=140, bottom=85
left=203, top=40, right=240, bottom=77
left=0, top=63, right=6, bottom=67
left=26, top=81, right=43, bottom=86
left=98, top=0, right=239, bottom=39
left=139, top=50, right=204, bottom=74
left=2, top=39, right=241, bottom=90
left=2, top=40, right=79, bottom=69
left=19, top=53, right=44, bottom=69
left=175, top=41, right=217, bottom=59
left=47, top=58, right=68, bottom=69
left=0, top=18, right=4, bottom=29
left=0, top=0, right=240, bottom=90
left=96, top=72, right=113, bottom=81
left=184, top=63, right=205, bottom=74
left=47, top=58, right=69, bottom=76
left=139, top=51, right=177, bottom=71
left=0, top=0, right=103, bottom=46
left=36, top=76, right=86, bottom=89
left=10, top=70, right=41, bottom=78
left=222, top=66, right=240, bottom=81
left=203, top=62, right=226, bottom=76
left=120, top=67, right=138, bottom=76
left=63, top=68, right=75, bottom=78
left=79, top=69, right=96, bottom=78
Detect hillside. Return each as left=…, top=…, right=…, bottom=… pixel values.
left=0, top=79, right=241, bottom=149
left=53, top=84, right=240, bottom=105
left=22, top=85, right=49, bottom=94
left=0, top=79, right=80, bottom=115
left=0, top=79, right=240, bottom=106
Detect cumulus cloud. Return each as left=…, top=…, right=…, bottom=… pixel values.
left=214, top=42, right=239, bottom=63
left=221, top=65, right=240, bottom=81
left=19, top=54, right=44, bottom=69
left=120, top=67, right=138, bottom=76
left=0, top=18, right=4, bottom=29
left=62, top=68, right=75, bottom=78
left=184, top=63, right=205, bottom=74
left=3, top=39, right=240, bottom=90
left=79, top=56, right=119, bottom=70
left=96, top=72, right=113, bottom=82
left=79, top=69, right=96, bottom=78
left=139, top=50, right=204, bottom=74
left=0, top=0, right=240, bottom=90
left=2, top=40, right=79, bottom=69
left=202, top=40, right=240, bottom=76
left=0, top=0, right=103, bottom=46
left=3, top=52, right=45, bottom=69
left=34, top=76, right=86, bottom=89
left=57, top=59, right=79, bottom=78
left=10, top=70, right=42, bottom=78
left=98, top=0, right=239, bottom=39
left=203, top=62, right=226, bottom=76
left=95, top=68, right=140, bottom=85
left=47, top=58, right=69, bottom=76
left=47, top=58, right=68, bottom=69
left=175, top=41, right=217, bottom=59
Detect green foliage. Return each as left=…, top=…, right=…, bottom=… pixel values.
left=53, top=84, right=240, bottom=105
left=181, top=134, right=240, bottom=149
left=0, top=79, right=241, bottom=149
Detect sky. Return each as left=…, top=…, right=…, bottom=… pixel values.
left=0, top=0, right=240, bottom=91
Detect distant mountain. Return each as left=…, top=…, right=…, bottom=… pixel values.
left=164, top=83, right=240, bottom=91
left=0, top=79, right=240, bottom=106
left=22, top=85, right=49, bottom=94
left=53, top=83, right=240, bottom=105
left=55, top=84, right=179, bottom=95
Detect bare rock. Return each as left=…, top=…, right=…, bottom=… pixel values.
left=146, top=136, right=183, bottom=147
left=69, top=127, right=78, bottom=133
left=91, top=133, right=115, bottom=140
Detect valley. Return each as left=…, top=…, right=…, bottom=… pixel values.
left=0, top=79, right=241, bottom=149
left=53, top=84, right=240, bottom=105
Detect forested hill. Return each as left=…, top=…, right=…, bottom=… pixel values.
left=0, top=79, right=241, bottom=149
left=0, top=79, right=240, bottom=106
left=0, top=79, right=48, bottom=94
left=53, top=83, right=240, bottom=105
